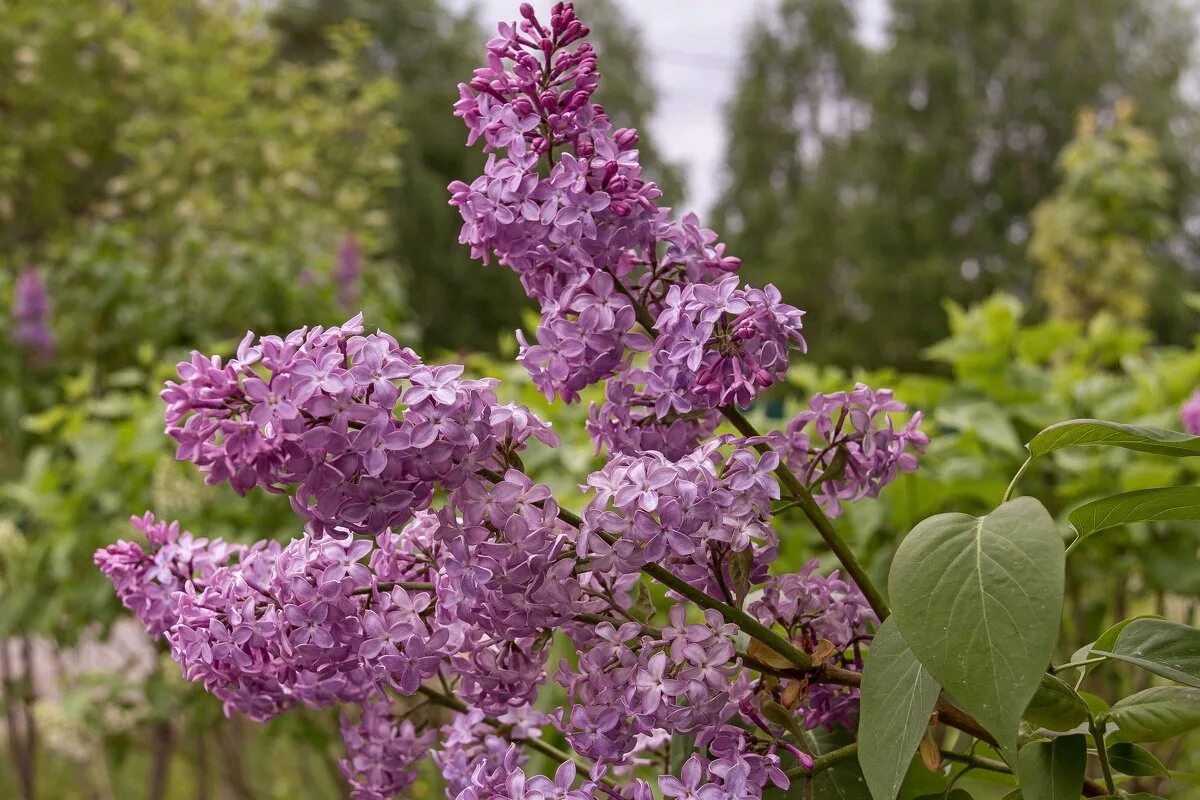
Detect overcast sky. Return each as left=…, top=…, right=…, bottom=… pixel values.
left=446, top=0, right=888, bottom=216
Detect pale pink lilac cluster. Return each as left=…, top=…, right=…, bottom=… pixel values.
left=91, top=4, right=934, bottom=799
left=768, top=383, right=929, bottom=517
left=340, top=696, right=437, bottom=800
left=750, top=560, right=877, bottom=730
left=12, top=268, right=55, bottom=362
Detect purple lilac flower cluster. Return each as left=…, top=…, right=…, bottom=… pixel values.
left=434, top=705, right=546, bottom=797
left=93, top=5, right=934, bottom=799
left=580, top=441, right=778, bottom=594
left=766, top=383, right=929, bottom=517
left=100, top=513, right=450, bottom=719
left=448, top=2, right=799, bottom=421
left=750, top=560, right=877, bottom=730
left=12, top=268, right=55, bottom=362
left=555, top=608, right=744, bottom=766
left=162, top=314, right=554, bottom=535
left=340, top=696, right=437, bottom=800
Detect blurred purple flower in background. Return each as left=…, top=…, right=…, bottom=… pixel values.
left=12, top=268, right=54, bottom=363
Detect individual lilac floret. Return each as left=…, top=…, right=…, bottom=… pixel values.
left=772, top=383, right=928, bottom=517
left=12, top=268, right=55, bottom=362
left=651, top=276, right=806, bottom=410
left=339, top=696, right=436, bottom=800
left=1182, top=388, right=1200, bottom=435
left=750, top=560, right=877, bottom=730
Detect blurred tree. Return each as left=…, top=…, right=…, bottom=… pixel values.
left=0, top=0, right=404, bottom=376
left=716, top=0, right=1198, bottom=369
left=0, top=3, right=403, bottom=794
left=1031, top=101, right=1174, bottom=325
left=270, top=0, right=684, bottom=354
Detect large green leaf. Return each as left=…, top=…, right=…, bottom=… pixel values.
left=1094, top=619, right=1200, bottom=688
left=1068, top=487, right=1200, bottom=543
left=1028, top=419, right=1200, bottom=459
left=1106, top=742, right=1169, bottom=777
left=1108, top=686, right=1200, bottom=742
left=808, top=727, right=870, bottom=800
left=1023, top=674, right=1088, bottom=731
left=1015, top=735, right=1086, bottom=800
left=858, top=619, right=942, bottom=800
left=889, top=497, right=1065, bottom=751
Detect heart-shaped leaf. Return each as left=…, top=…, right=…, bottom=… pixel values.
left=1028, top=420, right=1200, bottom=459
left=1024, top=673, right=1088, bottom=731
left=1106, top=742, right=1169, bottom=777
left=1095, top=619, right=1200, bottom=688
left=858, top=618, right=941, bottom=800
left=1068, top=487, right=1200, bottom=544
left=1108, top=686, right=1200, bottom=742
left=890, top=497, right=1065, bottom=751
left=1015, top=735, right=1086, bottom=800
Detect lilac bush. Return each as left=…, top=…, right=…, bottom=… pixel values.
left=97, top=5, right=943, bottom=799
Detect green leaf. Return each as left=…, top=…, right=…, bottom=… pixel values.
left=1106, top=742, right=1169, bottom=777
left=1093, top=615, right=1165, bottom=657
left=1108, top=686, right=1200, bottom=742
left=1068, top=486, right=1200, bottom=543
left=889, top=497, right=1065, bottom=751
left=762, top=700, right=806, bottom=742
left=858, top=619, right=942, bottom=800
left=1015, top=735, right=1086, bottom=800
left=1028, top=419, right=1200, bottom=459
left=808, top=727, right=870, bottom=800
left=1023, top=674, right=1088, bottom=731
left=669, top=733, right=695, bottom=776
left=728, top=548, right=753, bottom=608
left=913, top=791, right=973, bottom=800
left=1095, top=618, right=1200, bottom=688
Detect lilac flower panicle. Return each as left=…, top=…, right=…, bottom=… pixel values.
left=447, top=2, right=799, bottom=411
left=340, top=696, right=437, bottom=800
left=775, top=383, right=929, bottom=516
left=91, top=6, right=935, bottom=800
left=335, top=233, right=362, bottom=311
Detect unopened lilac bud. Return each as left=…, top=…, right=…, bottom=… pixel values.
left=614, top=128, right=638, bottom=148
